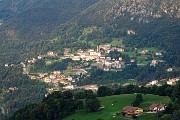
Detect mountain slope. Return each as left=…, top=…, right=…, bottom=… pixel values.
left=0, top=0, right=43, bottom=20
left=0, top=0, right=179, bottom=64
left=0, top=0, right=98, bottom=41
left=0, top=0, right=98, bottom=64
left=51, top=0, right=180, bottom=55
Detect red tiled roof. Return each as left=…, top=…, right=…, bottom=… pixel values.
left=56, top=75, right=66, bottom=79
left=122, top=106, right=139, bottom=114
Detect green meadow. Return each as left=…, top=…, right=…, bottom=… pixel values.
left=64, top=94, right=170, bottom=120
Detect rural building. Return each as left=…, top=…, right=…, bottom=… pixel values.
left=150, top=60, right=158, bottom=66
left=56, top=75, right=66, bottom=79
left=47, top=51, right=57, bottom=57
left=98, top=44, right=111, bottom=52
left=122, top=106, right=143, bottom=115
left=146, top=80, right=162, bottom=87
left=149, top=104, right=166, bottom=112
left=53, top=71, right=61, bottom=75
left=167, top=68, right=173, bottom=72
left=64, top=48, right=71, bottom=54
left=43, top=77, right=52, bottom=83
left=156, top=52, right=162, bottom=56
left=75, top=84, right=98, bottom=91
left=167, top=78, right=180, bottom=85
left=139, top=50, right=148, bottom=54
left=63, top=85, right=74, bottom=90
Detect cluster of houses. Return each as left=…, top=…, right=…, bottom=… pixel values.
left=46, top=84, right=98, bottom=96
left=150, top=59, right=164, bottom=66
left=26, top=51, right=57, bottom=65
left=146, top=80, right=161, bottom=87
left=166, top=77, right=180, bottom=86
left=146, top=77, right=180, bottom=87
left=138, top=49, right=163, bottom=67
left=27, top=70, right=75, bottom=93
left=63, top=45, right=125, bottom=71
left=139, top=49, right=162, bottom=55
left=27, top=69, right=98, bottom=94
left=7, top=87, right=18, bottom=93
left=127, top=29, right=136, bottom=35
left=63, top=84, right=98, bottom=91
left=4, top=43, right=179, bottom=96
left=139, top=49, right=149, bottom=54
left=122, top=103, right=166, bottom=116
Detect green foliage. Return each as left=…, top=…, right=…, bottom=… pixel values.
left=34, top=59, right=46, bottom=68
left=136, top=94, right=143, bottom=102
left=48, top=61, right=68, bottom=71
left=29, top=103, right=50, bottom=120
left=131, top=94, right=143, bottom=107
left=171, top=110, right=180, bottom=120
left=0, top=0, right=98, bottom=64
left=74, top=90, right=95, bottom=99
left=110, top=38, right=124, bottom=47
left=171, top=82, right=180, bottom=101
left=85, top=98, right=100, bottom=112
left=77, top=62, right=179, bottom=85
left=0, top=65, right=47, bottom=118
left=8, top=91, right=80, bottom=120
left=108, top=50, right=122, bottom=60
left=132, top=98, right=141, bottom=107
left=97, top=86, right=113, bottom=97
left=31, top=58, right=73, bottom=73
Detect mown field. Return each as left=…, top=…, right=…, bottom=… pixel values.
left=64, top=94, right=170, bottom=120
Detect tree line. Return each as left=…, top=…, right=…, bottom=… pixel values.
left=6, top=90, right=101, bottom=120
left=4, top=81, right=180, bottom=120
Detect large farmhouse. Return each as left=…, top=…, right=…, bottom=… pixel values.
left=122, top=106, right=143, bottom=115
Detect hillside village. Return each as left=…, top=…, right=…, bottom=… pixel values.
left=4, top=44, right=179, bottom=96
left=23, top=44, right=127, bottom=94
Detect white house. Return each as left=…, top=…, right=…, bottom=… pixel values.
left=49, top=74, right=56, bottom=79
left=156, top=52, right=162, bottom=56
left=151, top=80, right=159, bottom=85
left=167, top=68, right=173, bottom=72
left=63, top=85, right=74, bottom=90
left=167, top=78, right=180, bottom=85
left=149, top=104, right=166, bottom=112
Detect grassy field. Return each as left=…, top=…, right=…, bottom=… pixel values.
left=64, top=94, right=170, bottom=120
left=120, top=79, right=137, bottom=85
left=111, top=38, right=124, bottom=47
left=137, top=47, right=158, bottom=53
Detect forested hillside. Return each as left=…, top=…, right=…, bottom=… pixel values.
left=0, top=0, right=41, bottom=20
left=0, top=65, right=47, bottom=119
left=0, top=0, right=179, bottom=65
left=0, top=0, right=179, bottom=118
left=0, top=0, right=98, bottom=64
left=50, top=0, right=180, bottom=65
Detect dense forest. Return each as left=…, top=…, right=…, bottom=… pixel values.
left=0, top=65, right=47, bottom=119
